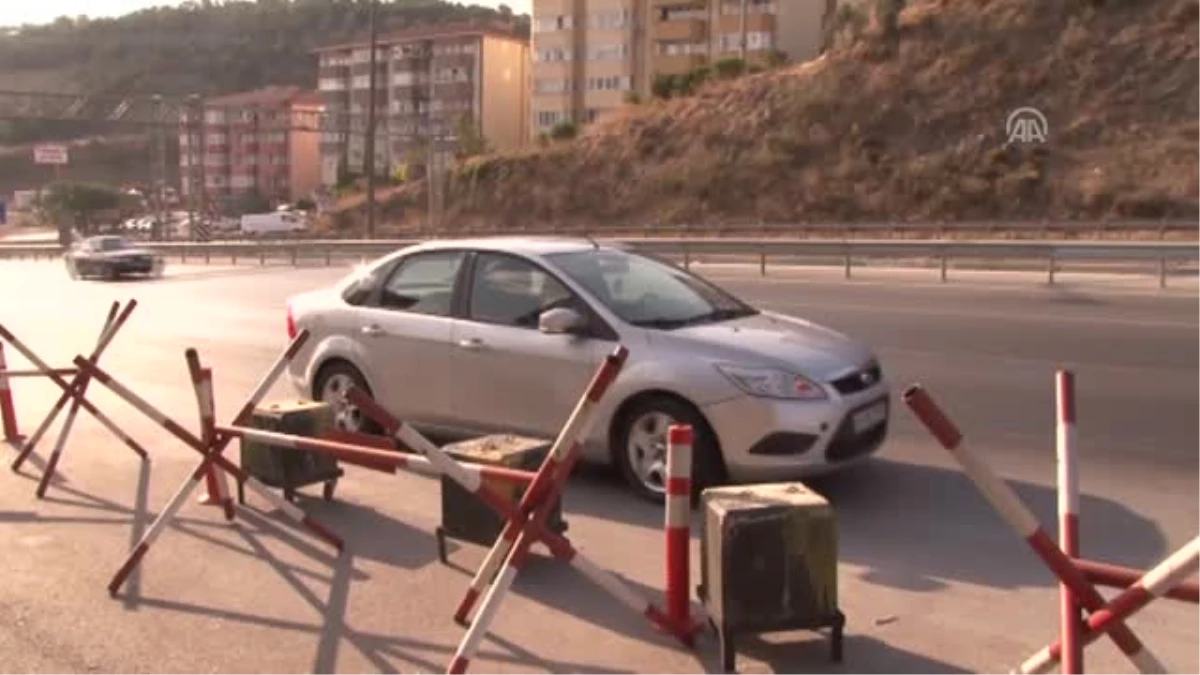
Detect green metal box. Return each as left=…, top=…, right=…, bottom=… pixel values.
left=698, top=482, right=844, bottom=672
left=237, top=399, right=343, bottom=503
left=436, top=434, right=568, bottom=561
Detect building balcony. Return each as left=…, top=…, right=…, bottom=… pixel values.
left=718, top=11, right=776, bottom=34
left=656, top=18, right=707, bottom=42
left=653, top=53, right=708, bottom=75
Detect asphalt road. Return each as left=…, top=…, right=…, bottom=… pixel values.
left=0, top=259, right=1195, bottom=674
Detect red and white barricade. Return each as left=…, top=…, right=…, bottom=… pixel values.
left=0, top=300, right=148, bottom=497
left=72, top=330, right=345, bottom=596
left=904, top=378, right=1198, bottom=675
left=665, top=424, right=702, bottom=636
left=1055, top=370, right=1083, bottom=673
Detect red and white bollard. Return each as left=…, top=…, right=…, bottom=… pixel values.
left=665, top=424, right=693, bottom=632
left=1055, top=370, right=1083, bottom=674
left=0, top=341, right=21, bottom=446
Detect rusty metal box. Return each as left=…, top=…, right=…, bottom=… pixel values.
left=698, top=482, right=844, bottom=672
left=237, top=399, right=343, bottom=503
left=437, top=434, right=567, bottom=559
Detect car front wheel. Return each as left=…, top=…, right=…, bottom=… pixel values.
left=313, top=361, right=380, bottom=435
left=613, top=395, right=726, bottom=503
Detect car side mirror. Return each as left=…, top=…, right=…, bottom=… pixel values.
left=539, top=307, right=587, bottom=335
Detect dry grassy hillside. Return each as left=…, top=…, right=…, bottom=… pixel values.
left=426, top=0, right=1198, bottom=231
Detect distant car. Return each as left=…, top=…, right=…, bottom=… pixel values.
left=285, top=237, right=891, bottom=501
left=65, top=235, right=164, bottom=280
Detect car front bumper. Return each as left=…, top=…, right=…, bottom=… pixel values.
left=702, top=382, right=891, bottom=483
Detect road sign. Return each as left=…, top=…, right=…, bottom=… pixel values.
left=33, top=144, right=69, bottom=165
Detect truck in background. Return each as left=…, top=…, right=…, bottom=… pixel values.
left=240, top=210, right=307, bottom=236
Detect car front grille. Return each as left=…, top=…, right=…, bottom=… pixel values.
left=830, top=361, right=883, bottom=396
left=825, top=397, right=889, bottom=462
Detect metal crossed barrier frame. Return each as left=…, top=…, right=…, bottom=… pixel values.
left=340, top=347, right=703, bottom=672
left=0, top=300, right=149, bottom=498
left=903, top=377, right=1199, bottom=674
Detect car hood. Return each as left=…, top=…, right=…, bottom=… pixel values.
left=648, top=310, right=875, bottom=381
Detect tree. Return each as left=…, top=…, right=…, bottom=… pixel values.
left=37, top=181, right=122, bottom=242
left=549, top=121, right=578, bottom=141
left=454, top=114, right=489, bottom=160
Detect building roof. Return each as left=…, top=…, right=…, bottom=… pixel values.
left=312, top=22, right=527, bottom=54
left=204, top=85, right=318, bottom=108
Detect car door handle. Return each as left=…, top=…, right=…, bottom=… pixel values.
left=458, top=337, right=484, bottom=350
left=361, top=324, right=386, bottom=337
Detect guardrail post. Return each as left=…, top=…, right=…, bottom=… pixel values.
left=940, top=249, right=948, bottom=283
left=683, top=243, right=691, bottom=271
left=259, top=248, right=266, bottom=266
left=181, top=248, right=187, bottom=264
left=843, top=244, right=852, bottom=279
left=1048, top=251, right=1056, bottom=285
left=326, top=249, right=332, bottom=266
left=204, top=248, right=210, bottom=264
left=1158, top=257, right=1167, bottom=289
left=231, top=249, right=237, bottom=265
left=760, top=246, right=767, bottom=277
left=291, top=247, right=298, bottom=266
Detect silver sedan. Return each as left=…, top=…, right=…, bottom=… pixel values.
left=285, top=237, right=891, bottom=501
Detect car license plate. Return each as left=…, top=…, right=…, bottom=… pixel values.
left=852, top=401, right=887, bottom=434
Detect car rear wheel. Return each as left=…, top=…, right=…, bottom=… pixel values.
left=313, top=361, right=380, bottom=435
left=614, top=395, right=726, bottom=503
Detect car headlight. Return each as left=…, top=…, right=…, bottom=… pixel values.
left=715, top=363, right=828, bottom=401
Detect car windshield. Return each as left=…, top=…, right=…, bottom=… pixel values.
left=546, top=248, right=758, bottom=329
left=95, top=237, right=132, bottom=251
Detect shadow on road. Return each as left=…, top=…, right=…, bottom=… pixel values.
left=808, top=458, right=1167, bottom=592
left=729, top=632, right=968, bottom=674
left=559, top=458, right=1167, bottom=594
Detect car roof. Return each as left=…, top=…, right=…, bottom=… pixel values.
left=407, top=236, right=614, bottom=257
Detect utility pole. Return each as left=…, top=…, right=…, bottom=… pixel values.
left=151, top=94, right=166, bottom=242
left=364, top=0, right=379, bottom=239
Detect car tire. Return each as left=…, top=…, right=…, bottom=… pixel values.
left=613, top=395, right=727, bottom=504
left=313, top=361, right=381, bottom=435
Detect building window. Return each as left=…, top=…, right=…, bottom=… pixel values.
left=658, top=41, right=707, bottom=55
left=746, top=31, right=774, bottom=49
left=535, top=47, right=573, bottom=63
left=586, top=76, right=631, bottom=92
left=590, top=9, right=631, bottom=30
left=660, top=6, right=705, bottom=21
left=719, top=33, right=742, bottom=51
left=748, top=0, right=777, bottom=13
left=535, top=78, right=573, bottom=94
left=536, top=110, right=568, bottom=129
left=588, top=43, right=629, bottom=61
left=535, top=15, right=574, bottom=33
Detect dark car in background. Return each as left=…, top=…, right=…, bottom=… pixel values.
left=65, top=235, right=164, bottom=280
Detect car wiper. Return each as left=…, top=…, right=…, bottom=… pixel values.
left=630, top=307, right=757, bottom=330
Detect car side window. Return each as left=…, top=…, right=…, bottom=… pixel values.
left=468, top=253, right=578, bottom=329
left=377, top=250, right=465, bottom=316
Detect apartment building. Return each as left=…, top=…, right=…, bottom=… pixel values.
left=179, top=85, right=324, bottom=212
left=314, top=24, right=529, bottom=186
left=531, top=0, right=837, bottom=136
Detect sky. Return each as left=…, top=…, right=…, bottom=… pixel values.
left=0, top=0, right=531, bottom=28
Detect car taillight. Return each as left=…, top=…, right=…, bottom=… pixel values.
left=286, top=304, right=297, bottom=340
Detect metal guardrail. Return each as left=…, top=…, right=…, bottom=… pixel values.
left=1, top=238, right=1196, bottom=288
